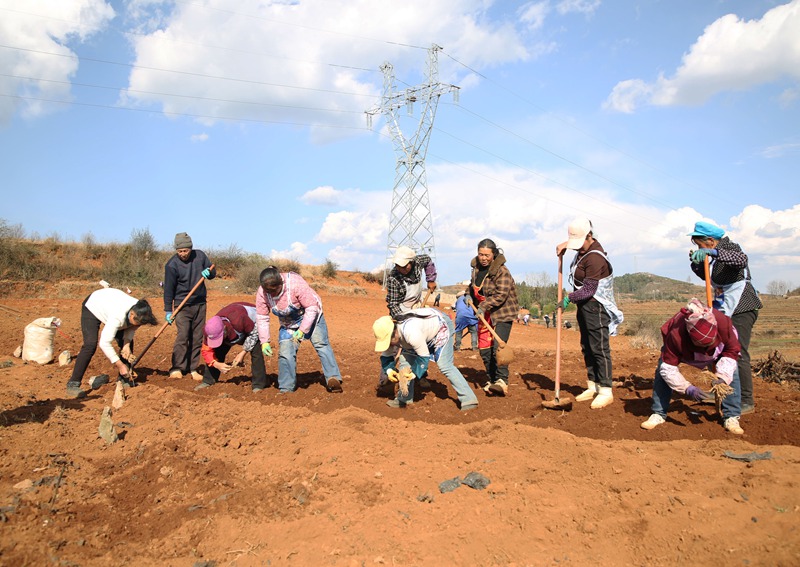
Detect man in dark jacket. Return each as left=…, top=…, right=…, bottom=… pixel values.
left=164, top=232, right=215, bottom=380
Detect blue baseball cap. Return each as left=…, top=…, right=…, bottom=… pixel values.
left=688, top=221, right=725, bottom=239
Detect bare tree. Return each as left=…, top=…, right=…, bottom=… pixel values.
left=766, top=280, right=792, bottom=296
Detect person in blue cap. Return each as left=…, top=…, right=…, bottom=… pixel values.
left=688, top=220, right=762, bottom=415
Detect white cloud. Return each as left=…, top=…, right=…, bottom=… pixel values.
left=316, top=210, right=387, bottom=247
left=604, top=0, right=800, bottom=112
left=270, top=241, right=311, bottom=261
left=118, top=0, right=537, bottom=133
left=759, top=141, right=800, bottom=159
left=307, top=158, right=800, bottom=290
left=729, top=204, right=800, bottom=254
left=300, top=186, right=346, bottom=206
left=0, top=0, right=114, bottom=123
left=556, top=0, right=601, bottom=17
left=190, top=132, right=208, bottom=142
left=519, top=2, right=549, bottom=31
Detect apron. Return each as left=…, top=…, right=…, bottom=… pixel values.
left=570, top=250, right=624, bottom=336
left=399, top=278, right=424, bottom=314
left=709, top=258, right=748, bottom=316
left=471, top=285, right=494, bottom=349
left=266, top=274, right=319, bottom=341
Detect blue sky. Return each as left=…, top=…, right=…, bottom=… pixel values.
left=1, top=0, right=798, bottom=292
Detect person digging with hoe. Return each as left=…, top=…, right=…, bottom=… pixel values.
left=688, top=220, right=761, bottom=415
left=163, top=232, right=215, bottom=381
left=66, top=287, right=158, bottom=398
left=466, top=238, right=519, bottom=396
left=556, top=218, right=623, bottom=409
left=641, top=299, right=744, bottom=435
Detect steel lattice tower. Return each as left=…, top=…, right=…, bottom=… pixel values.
left=366, top=44, right=459, bottom=285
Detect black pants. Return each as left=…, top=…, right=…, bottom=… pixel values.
left=202, top=342, right=268, bottom=389
left=732, top=309, right=758, bottom=407
left=68, top=297, right=128, bottom=386
left=576, top=299, right=613, bottom=388
left=171, top=303, right=206, bottom=374
left=479, top=320, right=512, bottom=384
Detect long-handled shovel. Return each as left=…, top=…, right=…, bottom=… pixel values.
left=128, top=264, right=215, bottom=381
left=416, top=289, right=433, bottom=309
left=703, top=255, right=714, bottom=307
left=542, top=253, right=573, bottom=410
left=469, top=303, right=514, bottom=366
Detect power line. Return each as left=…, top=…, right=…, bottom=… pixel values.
left=0, top=44, right=379, bottom=99
left=2, top=73, right=367, bottom=115
left=0, top=93, right=369, bottom=131
left=443, top=50, right=707, bottom=198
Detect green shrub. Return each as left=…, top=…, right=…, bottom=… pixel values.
left=321, top=258, right=338, bottom=279
left=233, top=262, right=266, bottom=294
left=361, top=270, right=383, bottom=284
left=130, top=227, right=157, bottom=254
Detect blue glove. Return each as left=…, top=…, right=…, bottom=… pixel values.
left=292, top=329, right=305, bottom=342
left=261, top=343, right=273, bottom=357
left=685, top=385, right=706, bottom=402
left=165, top=312, right=173, bottom=324
left=690, top=248, right=717, bottom=264
left=560, top=297, right=570, bottom=310
left=201, top=268, right=211, bottom=278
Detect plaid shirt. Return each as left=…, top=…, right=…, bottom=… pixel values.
left=386, top=254, right=437, bottom=320
left=467, top=253, right=519, bottom=324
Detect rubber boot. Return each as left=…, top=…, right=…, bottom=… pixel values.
left=574, top=380, right=597, bottom=402
left=591, top=386, right=614, bottom=409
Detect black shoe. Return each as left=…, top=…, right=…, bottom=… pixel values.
left=741, top=403, right=755, bottom=415
left=418, top=377, right=432, bottom=390
left=326, top=377, right=343, bottom=393
left=194, top=382, right=212, bottom=391
left=66, top=382, right=86, bottom=399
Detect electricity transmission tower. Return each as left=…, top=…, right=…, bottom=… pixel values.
left=366, top=44, right=459, bottom=285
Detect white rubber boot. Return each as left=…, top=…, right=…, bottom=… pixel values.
left=591, top=386, right=614, bottom=409
left=574, top=380, right=597, bottom=402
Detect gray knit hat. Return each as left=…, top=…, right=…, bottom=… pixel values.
left=174, top=232, right=193, bottom=249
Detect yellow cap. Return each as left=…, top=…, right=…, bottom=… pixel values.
left=373, top=316, right=395, bottom=352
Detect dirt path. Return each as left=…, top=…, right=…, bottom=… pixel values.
left=1, top=285, right=798, bottom=565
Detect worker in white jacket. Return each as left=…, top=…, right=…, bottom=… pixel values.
left=66, top=288, right=158, bottom=398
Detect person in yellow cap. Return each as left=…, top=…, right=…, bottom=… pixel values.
left=373, top=309, right=478, bottom=411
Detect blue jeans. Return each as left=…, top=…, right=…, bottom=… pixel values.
left=278, top=314, right=341, bottom=392
left=397, top=318, right=478, bottom=408
left=651, top=359, right=741, bottom=419
left=454, top=324, right=478, bottom=350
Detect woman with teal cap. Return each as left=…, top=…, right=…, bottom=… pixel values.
left=688, top=220, right=761, bottom=415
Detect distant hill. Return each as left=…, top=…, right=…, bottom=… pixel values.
left=615, top=272, right=704, bottom=301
